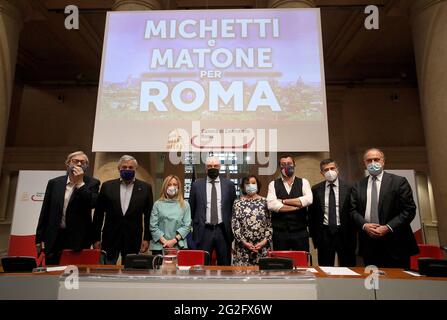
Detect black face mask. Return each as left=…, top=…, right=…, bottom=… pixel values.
left=207, top=168, right=219, bottom=180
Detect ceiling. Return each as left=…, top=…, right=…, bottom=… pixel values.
left=15, top=0, right=417, bottom=86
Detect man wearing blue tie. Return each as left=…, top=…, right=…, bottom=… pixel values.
left=189, top=156, right=237, bottom=266
left=350, top=148, right=419, bottom=268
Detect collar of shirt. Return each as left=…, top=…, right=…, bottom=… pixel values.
left=120, top=178, right=135, bottom=185
left=325, top=178, right=339, bottom=188
left=207, top=176, right=220, bottom=183
left=66, top=176, right=76, bottom=187
left=369, top=171, right=384, bottom=182
left=281, top=175, right=295, bottom=184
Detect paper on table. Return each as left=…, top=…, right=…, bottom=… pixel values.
left=46, top=266, right=68, bottom=272
left=295, top=268, right=319, bottom=273
left=403, top=270, right=423, bottom=277
left=319, top=267, right=360, bottom=276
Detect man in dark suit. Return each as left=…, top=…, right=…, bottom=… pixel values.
left=309, top=159, right=356, bottom=267
left=350, top=148, right=419, bottom=269
left=93, top=155, right=153, bottom=265
left=36, top=151, right=100, bottom=265
left=189, top=156, right=236, bottom=265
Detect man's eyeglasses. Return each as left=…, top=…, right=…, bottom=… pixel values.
left=70, top=159, right=87, bottom=165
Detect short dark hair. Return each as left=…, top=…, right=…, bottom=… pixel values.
left=278, top=154, right=296, bottom=166
left=240, top=175, right=261, bottom=195
left=320, top=158, right=337, bottom=171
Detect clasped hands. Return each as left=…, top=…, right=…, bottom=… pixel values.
left=364, top=223, right=390, bottom=238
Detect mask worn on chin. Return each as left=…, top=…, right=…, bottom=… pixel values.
left=367, top=162, right=383, bottom=176
left=245, top=183, right=258, bottom=195
left=281, top=165, right=295, bottom=178
left=166, top=186, right=178, bottom=197
left=324, top=170, right=338, bottom=182
left=207, top=168, right=219, bottom=180
left=120, top=169, right=135, bottom=181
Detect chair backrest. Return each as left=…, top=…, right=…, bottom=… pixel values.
left=59, top=249, right=102, bottom=265
left=268, top=250, right=309, bottom=267
left=177, top=250, right=209, bottom=266
left=7, top=235, right=45, bottom=267
left=410, top=244, right=444, bottom=271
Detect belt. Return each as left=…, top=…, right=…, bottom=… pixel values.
left=205, top=223, right=223, bottom=229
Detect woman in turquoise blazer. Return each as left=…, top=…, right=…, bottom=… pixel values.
left=150, top=175, right=191, bottom=255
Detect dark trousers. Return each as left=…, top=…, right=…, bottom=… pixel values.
left=199, top=224, right=231, bottom=266
left=362, top=238, right=410, bottom=269
left=317, top=226, right=356, bottom=267
left=272, top=229, right=309, bottom=252
left=45, top=229, right=69, bottom=265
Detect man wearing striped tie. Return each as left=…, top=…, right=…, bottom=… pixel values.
left=350, top=148, right=419, bottom=269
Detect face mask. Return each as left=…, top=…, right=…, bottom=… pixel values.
left=68, top=164, right=88, bottom=175
left=245, top=183, right=258, bottom=195
left=280, top=165, right=295, bottom=178
left=324, top=170, right=338, bottom=182
left=367, top=162, right=383, bottom=176
left=207, top=168, right=219, bottom=180
left=166, top=186, right=178, bottom=197
left=120, top=169, right=135, bottom=181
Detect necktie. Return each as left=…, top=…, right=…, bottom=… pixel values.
left=328, top=183, right=337, bottom=234
left=210, top=180, right=218, bottom=225
left=370, top=176, right=379, bottom=224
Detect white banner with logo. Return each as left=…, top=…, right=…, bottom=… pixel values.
left=10, top=170, right=65, bottom=236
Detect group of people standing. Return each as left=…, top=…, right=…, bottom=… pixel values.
left=36, top=148, right=419, bottom=269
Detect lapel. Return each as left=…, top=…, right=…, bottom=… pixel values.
left=201, top=179, right=207, bottom=210
left=113, top=179, right=123, bottom=215
left=126, top=179, right=141, bottom=215
left=378, top=172, right=391, bottom=216
left=56, top=176, right=68, bottom=212
left=317, top=182, right=325, bottom=215
left=338, top=179, right=347, bottom=210
left=359, top=177, right=369, bottom=216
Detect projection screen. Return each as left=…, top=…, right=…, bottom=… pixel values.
left=92, top=9, right=329, bottom=152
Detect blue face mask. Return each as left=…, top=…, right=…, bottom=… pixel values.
left=281, top=165, right=295, bottom=178
left=120, top=169, right=135, bottom=181
left=367, top=162, right=383, bottom=176
left=245, top=183, right=258, bottom=195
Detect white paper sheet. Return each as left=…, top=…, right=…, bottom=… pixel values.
left=319, top=267, right=360, bottom=276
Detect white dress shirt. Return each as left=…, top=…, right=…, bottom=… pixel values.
left=324, top=179, right=340, bottom=226
left=267, top=176, right=313, bottom=212
left=61, top=177, right=85, bottom=229
left=120, top=179, right=135, bottom=215
left=364, top=171, right=383, bottom=223
left=206, top=177, right=222, bottom=224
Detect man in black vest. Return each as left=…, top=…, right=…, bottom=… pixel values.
left=267, top=155, right=313, bottom=251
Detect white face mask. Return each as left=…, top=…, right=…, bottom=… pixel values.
left=166, top=186, right=178, bottom=197
left=324, top=170, right=338, bottom=182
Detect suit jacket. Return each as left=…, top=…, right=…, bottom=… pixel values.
left=92, top=178, right=153, bottom=255
left=309, top=179, right=356, bottom=252
left=35, top=175, right=100, bottom=254
left=350, top=171, right=419, bottom=258
left=189, top=177, right=236, bottom=245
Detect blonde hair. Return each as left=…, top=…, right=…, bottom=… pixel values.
left=65, top=151, right=88, bottom=166
left=159, top=175, right=185, bottom=208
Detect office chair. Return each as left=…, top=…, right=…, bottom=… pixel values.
left=177, top=250, right=210, bottom=266
left=59, top=249, right=105, bottom=265
left=267, top=250, right=310, bottom=267
left=410, top=244, right=444, bottom=271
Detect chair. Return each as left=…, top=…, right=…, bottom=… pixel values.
left=267, top=250, right=310, bottom=267
left=7, top=235, right=45, bottom=267
left=410, top=244, right=444, bottom=271
left=177, top=250, right=210, bottom=266
left=59, top=249, right=104, bottom=265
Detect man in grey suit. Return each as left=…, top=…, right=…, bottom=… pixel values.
left=189, top=156, right=236, bottom=265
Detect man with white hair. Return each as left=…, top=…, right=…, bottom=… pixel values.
left=189, top=156, right=236, bottom=265
left=36, top=151, right=100, bottom=265
left=93, top=155, right=153, bottom=265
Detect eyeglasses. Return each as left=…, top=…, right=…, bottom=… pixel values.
left=70, top=158, right=87, bottom=165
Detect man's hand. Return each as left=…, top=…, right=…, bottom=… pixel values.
left=36, top=242, right=45, bottom=255
left=364, top=223, right=383, bottom=238
left=93, top=241, right=101, bottom=250
left=69, top=165, right=85, bottom=186
left=140, top=240, right=149, bottom=253
left=374, top=225, right=391, bottom=237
